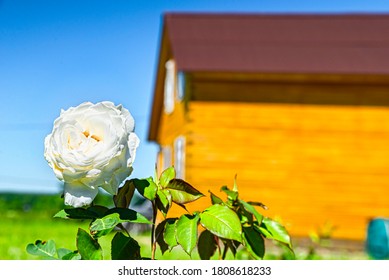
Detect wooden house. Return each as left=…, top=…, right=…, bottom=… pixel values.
left=148, top=13, right=389, bottom=240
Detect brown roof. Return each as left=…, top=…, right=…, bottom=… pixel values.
left=165, top=13, right=389, bottom=74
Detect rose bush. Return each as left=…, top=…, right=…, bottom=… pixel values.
left=44, top=101, right=140, bottom=207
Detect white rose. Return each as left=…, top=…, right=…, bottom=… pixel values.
left=44, top=101, right=140, bottom=207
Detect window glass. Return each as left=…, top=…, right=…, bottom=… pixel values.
left=177, top=71, right=185, bottom=101
left=157, top=145, right=172, bottom=175
left=174, top=136, right=186, bottom=179
left=164, top=60, right=175, bottom=114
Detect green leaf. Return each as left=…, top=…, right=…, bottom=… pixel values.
left=133, top=178, right=158, bottom=201
left=239, top=199, right=263, bottom=224
left=200, top=204, right=242, bottom=242
left=176, top=214, right=200, bottom=255
left=114, top=179, right=136, bottom=208
left=209, top=191, right=223, bottom=205
left=88, top=205, right=110, bottom=217
left=155, top=220, right=169, bottom=255
left=156, top=189, right=172, bottom=217
left=105, top=208, right=151, bottom=224
left=163, top=218, right=178, bottom=249
left=53, top=209, right=71, bottom=219
left=261, top=217, right=292, bottom=248
left=111, top=232, right=141, bottom=260
left=233, top=174, right=239, bottom=192
left=238, top=204, right=253, bottom=225
left=198, top=230, right=217, bottom=260
left=277, top=241, right=296, bottom=260
left=166, top=179, right=204, bottom=205
left=90, top=209, right=151, bottom=238
left=57, top=248, right=72, bottom=259
left=159, top=166, right=176, bottom=188
left=26, top=240, right=57, bottom=259
left=242, top=226, right=265, bottom=259
left=53, top=207, right=101, bottom=220
left=154, top=164, right=160, bottom=186
left=220, top=186, right=238, bottom=202
left=76, top=228, right=103, bottom=260
left=90, top=213, right=121, bottom=237
left=61, top=251, right=81, bottom=260
left=247, top=201, right=268, bottom=210
left=257, top=224, right=272, bottom=237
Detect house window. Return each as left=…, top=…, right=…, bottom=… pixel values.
left=164, top=59, right=175, bottom=114
left=176, top=71, right=185, bottom=101
left=160, top=145, right=172, bottom=172
left=157, top=145, right=172, bottom=175
left=174, top=136, right=186, bottom=179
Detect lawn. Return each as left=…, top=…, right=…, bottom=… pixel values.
left=1, top=211, right=89, bottom=260
left=0, top=193, right=103, bottom=260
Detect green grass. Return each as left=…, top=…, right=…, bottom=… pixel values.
left=0, top=192, right=111, bottom=260
left=1, top=211, right=87, bottom=260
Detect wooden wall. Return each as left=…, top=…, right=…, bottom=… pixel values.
left=182, top=101, right=389, bottom=240
left=154, top=76, right=389, bottom=240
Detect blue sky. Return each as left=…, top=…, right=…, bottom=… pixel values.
left=1, top=0, right=389, bottom=194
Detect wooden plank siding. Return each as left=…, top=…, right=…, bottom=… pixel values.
left=156, top=90, right=389, bottom=240
left=181, top=101, right=389, bottom=240
left=155, top=101, right=187, bottom=146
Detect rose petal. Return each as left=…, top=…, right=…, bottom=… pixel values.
left=127, top=133, right=140, bottom=166
left=64, top=182, right=99, bottom=208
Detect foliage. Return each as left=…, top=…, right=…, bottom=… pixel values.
left=195, top=175, right=294, bottom=260
left=0, top=193, right=63, bottom=213
left=26, top=167, right=294, bottom=260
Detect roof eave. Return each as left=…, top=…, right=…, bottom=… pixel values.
left=148, top=16, right=173, bottom=142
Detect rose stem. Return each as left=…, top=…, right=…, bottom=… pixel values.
left=151, top=201, right=158, bottom=260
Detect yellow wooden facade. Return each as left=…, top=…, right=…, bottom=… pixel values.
left=151, top=71, right=389, bottom=240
